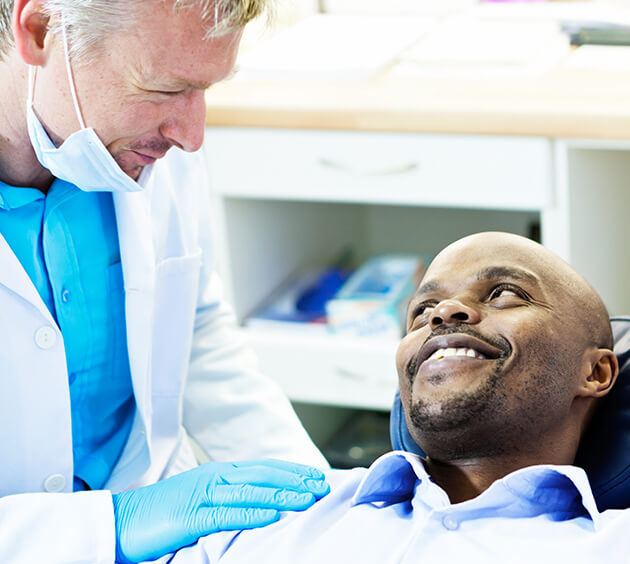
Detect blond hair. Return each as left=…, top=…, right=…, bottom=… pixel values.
left=0, top=0, right=269, bottom=62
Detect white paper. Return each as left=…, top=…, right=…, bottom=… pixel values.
left=564, top=44, right=630, bottom=72
left=236, top=14, right=434, bottom=80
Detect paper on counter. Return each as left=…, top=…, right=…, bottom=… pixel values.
left=563, top=44, right=630, bottom=72
left=395, top=17, right=571, bottom=79
left=236, top=14, right=434, bottom=80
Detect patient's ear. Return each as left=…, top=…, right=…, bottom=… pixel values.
left=577, top=348, right=619, bottom=398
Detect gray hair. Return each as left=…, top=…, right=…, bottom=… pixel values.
left=0, top=0, right=268, bottom=63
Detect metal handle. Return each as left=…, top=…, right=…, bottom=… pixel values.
left=318, top=158, right=420, bottom=177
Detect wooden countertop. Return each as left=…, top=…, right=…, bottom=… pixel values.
left=205, top=62, right=630, bottom=139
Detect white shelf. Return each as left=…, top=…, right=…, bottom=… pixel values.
left=246, top=328, right=399, bottom=411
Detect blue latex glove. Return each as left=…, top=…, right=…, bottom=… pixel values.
left=112, top=459, right=329, bottom=563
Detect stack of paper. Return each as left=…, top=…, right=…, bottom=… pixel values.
left=236, top=14, right=434, bottom=80
left=397, top=17, right=571, bottom=79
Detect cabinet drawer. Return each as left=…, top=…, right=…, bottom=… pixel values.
left=205, top=128, right=551, bottom=210
left=246, top=329, right=399, bottom=410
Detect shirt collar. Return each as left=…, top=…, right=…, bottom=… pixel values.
left=351, top=451, right=602, bottom=528
left=352, top=451, right=427, bottom=505
left=0, top=179, right=45, bottom=210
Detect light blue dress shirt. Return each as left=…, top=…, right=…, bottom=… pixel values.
left=0, top=179, right=135, bottom=491
left=170, top=451, right=630, bottom=563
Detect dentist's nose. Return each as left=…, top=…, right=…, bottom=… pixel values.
left=429, top=299, right=481, bottom=330
left=159, top=89, right=207, bottom=152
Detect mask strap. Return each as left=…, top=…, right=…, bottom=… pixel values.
left=61, top=21, right=86, bottom=130
left=27, top=64, right=36, bottom=107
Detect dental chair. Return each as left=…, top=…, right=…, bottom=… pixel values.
left=389, top=316, right=630, bottom=511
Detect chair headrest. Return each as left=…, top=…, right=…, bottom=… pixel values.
left=389, top=316, right=630, bottom=511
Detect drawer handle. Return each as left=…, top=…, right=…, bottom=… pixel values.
left=335, top=367, right=368, bottom=382
left=335, top=367, right=394, bottom=388
left=318, top=158, right=420, bottom=176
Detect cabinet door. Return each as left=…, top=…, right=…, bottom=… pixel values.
left=205, top=128, right=552, bottom=210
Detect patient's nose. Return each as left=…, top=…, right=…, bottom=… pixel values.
left=429, top=299, right=481, bottom=329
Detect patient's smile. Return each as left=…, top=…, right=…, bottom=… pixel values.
left=426, top=347, right=488, bottom=361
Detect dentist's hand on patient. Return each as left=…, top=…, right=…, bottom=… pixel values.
left=112, top=459, right=330, bottom=563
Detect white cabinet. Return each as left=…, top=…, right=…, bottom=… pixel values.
left=203, top=127, right=630, bottom=412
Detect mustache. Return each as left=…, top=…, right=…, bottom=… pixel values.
left=128, top=139, right=173, bottom=155
left=406, top=324, right=512, bottom=381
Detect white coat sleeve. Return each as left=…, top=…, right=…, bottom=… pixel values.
left=0, top=490, right=116, bottom=563
left=181, top=152, right=328, bottom=468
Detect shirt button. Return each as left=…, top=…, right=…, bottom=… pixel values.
left=34, top=326, right=57, bottom=349
left=61, top=289, right=71, bottom=303
left=442, top=516, right=460, bottom=531
left=44, top=474, right=66, bottom=492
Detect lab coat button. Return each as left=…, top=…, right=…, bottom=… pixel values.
left=442, top=516, right=459, bottom=531
left=44, top=474, right=66, bottom=492
left=35, top=326, right=57, bottom=349
left=61, top=289, right=71, bottom=303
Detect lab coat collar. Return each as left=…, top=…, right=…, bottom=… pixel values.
left=0, top=233, right=58, bottom=325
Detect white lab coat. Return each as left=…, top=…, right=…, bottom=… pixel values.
left=0, top=148, right=327, bottom=563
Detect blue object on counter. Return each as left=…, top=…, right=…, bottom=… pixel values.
left=296, top=268, right=350, bottom=315
left=247, top=267, right=351, bottom=327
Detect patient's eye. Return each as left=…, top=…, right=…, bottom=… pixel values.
left=408, top=301, right=437, bottom=330
left=488, top=284, right=529, bottom=305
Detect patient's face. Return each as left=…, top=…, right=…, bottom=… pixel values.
left=396, top=232, right=589, bottom=458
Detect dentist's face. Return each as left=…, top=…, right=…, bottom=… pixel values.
left=396, top=232, right=591, bottom=459
left=32, top=3, right=242, bottom=179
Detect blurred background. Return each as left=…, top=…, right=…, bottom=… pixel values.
left=202, top=0, right=630, bottom=467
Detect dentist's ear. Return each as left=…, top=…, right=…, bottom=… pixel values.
left=577, top=348, right=619, bottom=399
left=12, top=0, right=51, bottom=66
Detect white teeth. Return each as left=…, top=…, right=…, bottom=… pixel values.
left=427, top=347, right=487, bottom=361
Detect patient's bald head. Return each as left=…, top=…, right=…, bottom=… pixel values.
left=396, top=232, right=618, bottom=465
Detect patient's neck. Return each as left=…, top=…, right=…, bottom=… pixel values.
left=424, top=447, right=577, bottom=504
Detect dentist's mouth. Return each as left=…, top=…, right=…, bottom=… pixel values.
left=132, top=151, right=158, bottom=165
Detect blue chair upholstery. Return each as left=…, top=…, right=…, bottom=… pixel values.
left=390, top=316, right=630, bottom=511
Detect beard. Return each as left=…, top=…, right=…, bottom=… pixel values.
left=407, top=359, right=512, bottom=460
left=408, top=355, right=508, bottom=433
left=405, top=325, right=573, bottom=461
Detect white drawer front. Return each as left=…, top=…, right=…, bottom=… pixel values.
left=247, top=330, right=399, bottom=411
left=205, top=128, right=552, bottom=210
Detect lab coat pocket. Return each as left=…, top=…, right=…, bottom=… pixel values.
left=151, top=252, right=202, bottom=396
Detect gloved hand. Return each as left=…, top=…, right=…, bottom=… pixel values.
left=112, top=459, right=329, bottom=563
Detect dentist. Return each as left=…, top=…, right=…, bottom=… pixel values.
left=0, top=1, right=328, bottom=562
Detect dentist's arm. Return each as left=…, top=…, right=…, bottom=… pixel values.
left=112, top=459, right=329, bottom=563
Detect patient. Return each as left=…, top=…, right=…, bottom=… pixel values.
left=168, top=232, right=630, bottom=563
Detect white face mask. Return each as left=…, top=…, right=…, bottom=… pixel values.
left=26, top=24, right=153, bottom=192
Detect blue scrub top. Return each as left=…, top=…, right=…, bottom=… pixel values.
left=0, top=178, right=135, bottom=491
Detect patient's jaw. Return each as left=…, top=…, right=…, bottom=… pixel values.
left=395, top=232, right=617, bottom=500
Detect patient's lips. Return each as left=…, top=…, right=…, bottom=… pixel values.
left=405, top=332, right=508, bottom=381
left=427, top=347, right=487, bottom=361
left=417, top=334, right=503, bottom=369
